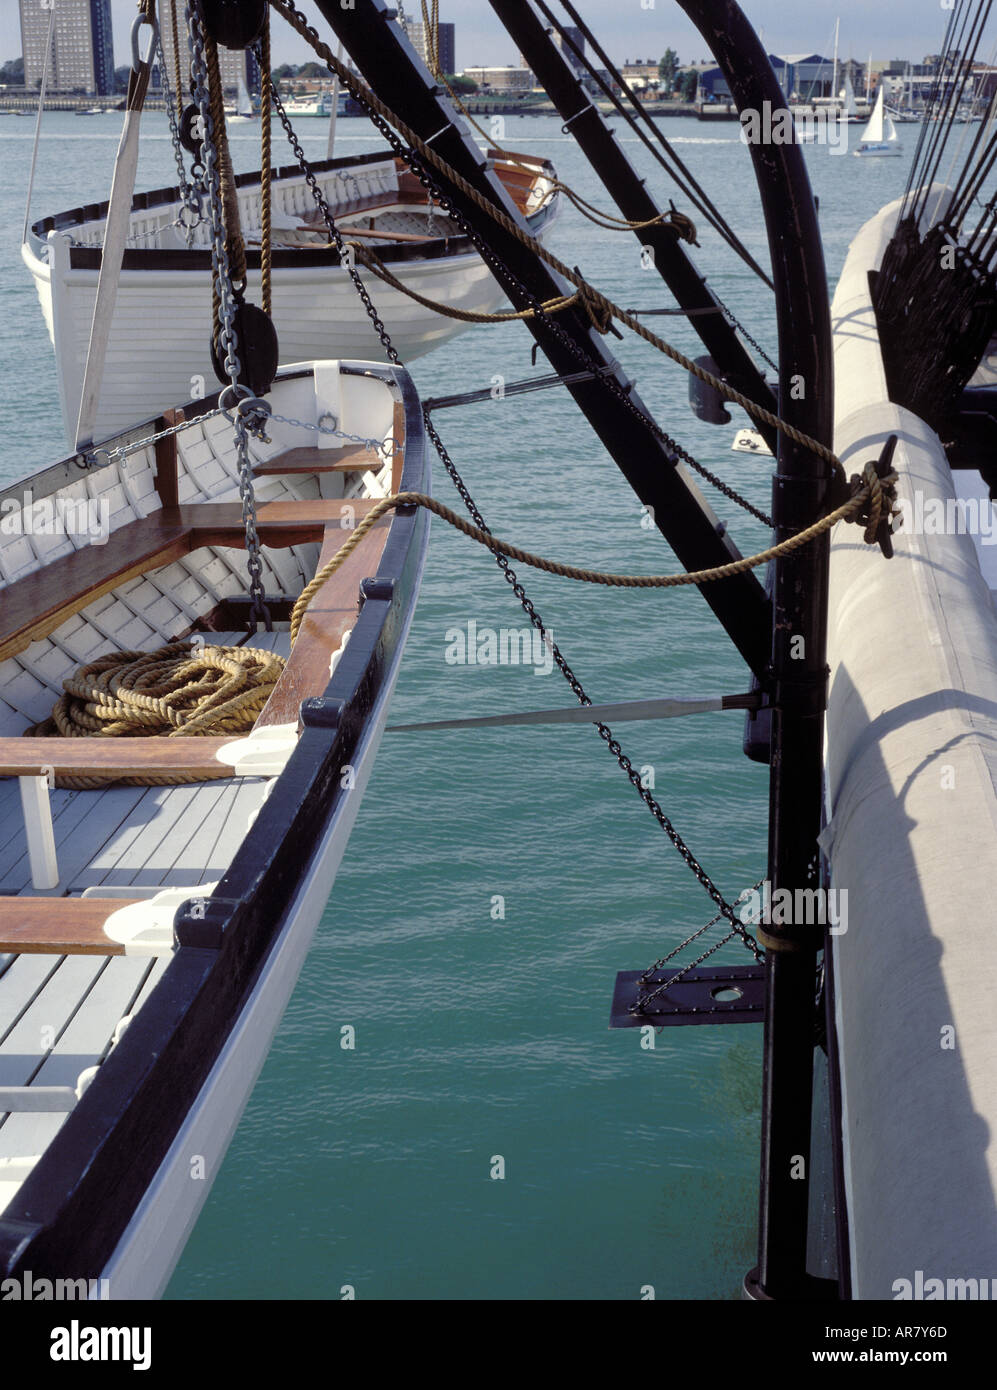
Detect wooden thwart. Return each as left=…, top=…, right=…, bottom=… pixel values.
left=0, top=498, right=381, bottom=663
left=0, top=736, right=238, bottom=781
left=0, top=896, right=141, bottom=956
left=253, top=444, right=384, bottom=476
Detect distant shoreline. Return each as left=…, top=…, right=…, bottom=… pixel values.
left=0, top=94, right=707, bottom=119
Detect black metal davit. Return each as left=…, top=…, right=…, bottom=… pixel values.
left=304, top=0, right=838, bottom=1302
left=677, top=0, right=835, bottom=1302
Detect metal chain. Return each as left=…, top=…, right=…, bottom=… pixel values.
left=188, top=7, right=268, bottom=627
left=633, top=930, right=746, bottom=1015
left=715, top=294, right=778, bottom=375
left=268, top=411, right=393, bottom=458
left=263, top=74, right=402, bottom=366
left=155, top=26, right=202, bottom=243
left=632, top=877, right=766, bottom=1013
left=264, top=26, right=760, bottom=946
left=82, top=406, right=226, bottom=468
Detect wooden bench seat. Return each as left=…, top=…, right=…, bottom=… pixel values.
left=0, top=896, right=141, bottom=956
left=0, top=498, right=380, bottom=663
left=253, top=443, right=384, bottom=476
left=0, top=736, right=238, bottom=781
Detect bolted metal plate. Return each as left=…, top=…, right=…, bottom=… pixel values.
left=610, top=965, right=766, bottom=1027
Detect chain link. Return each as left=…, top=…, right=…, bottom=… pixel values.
left=264, top=11, right=762, bottom=949
left=156, top=26, right=202, bottom=244
left=715, top=295, right=778, bottom=375
left=81, top=406, right=227, bottom=469
left=188, top=8, right=268, bottom=627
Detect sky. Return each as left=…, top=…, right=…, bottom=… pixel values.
left=0, top=2, right=965, bottom=72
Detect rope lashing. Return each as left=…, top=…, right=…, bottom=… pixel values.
left=290, top=475, right=897, bottom=642
left=342, top=242, right=605, bottom=327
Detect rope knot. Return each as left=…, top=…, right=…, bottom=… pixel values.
left=844, top=435, right=900, bottom=557
left=577, top=282, right=614, bottom=334
left=665, top=202, right=699, bottom=246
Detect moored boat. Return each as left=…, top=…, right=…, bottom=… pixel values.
left=853, top=84, right=903, bottom=156
left=22, top=147, right=560, bottom=447
left=0, top=356, right=430, bottom=1296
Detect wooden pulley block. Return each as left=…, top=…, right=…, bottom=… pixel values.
left=195, top=0, right=268, bottom=49
left=211, top=298, right=280, bottom=396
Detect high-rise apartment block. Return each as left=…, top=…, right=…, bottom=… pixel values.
left=20, top=0, right=114, bottom=95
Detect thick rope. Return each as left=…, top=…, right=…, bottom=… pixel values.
left=343, top=242, right=606, bottom=327
left=166, top=0, right=184, bottom=123
left=290, top=469, right=896, bottom=642
left=204, top=33, right=247, bottom=287
left=269, top=0, right=843, bottom=478
left=29, top=642, right=285, bottom=788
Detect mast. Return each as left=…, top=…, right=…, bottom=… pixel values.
left=832, top=17, right=839, bottom=105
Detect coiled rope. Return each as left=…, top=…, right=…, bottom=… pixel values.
left=29, top=642, right=285, bottom=788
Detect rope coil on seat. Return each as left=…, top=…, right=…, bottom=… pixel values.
left=27, top=642, right=285, bottom=788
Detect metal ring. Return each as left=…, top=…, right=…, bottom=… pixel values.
left=316, top=411, right=339, bottom=433
left=218, top=382, right=254, bottom=416
left=130, top=13, right=159, bottom=73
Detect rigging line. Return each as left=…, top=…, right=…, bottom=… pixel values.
left=911, top=0, right=991, bottom=226
left=416, top=4, right=673, bottom=234
left=945, top=58, right=997, bottom=229
left=269, top=0, right=838, bottom=477
left=291, top=476, right=891, bottom=610
left=922, top=0, right=995, bottom=226
left=901, top=0, right=968, bottom=220
left=536, top=0, right=775, bottom=291
left=22, top=0, right=56, bottom=247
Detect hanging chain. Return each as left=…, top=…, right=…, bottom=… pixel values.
left=715, top=295, right=778, bottom=376
left=264, top=74, right=402, bottom=365
left=261, top=28, right=763, bottom=948
left=188, top=6, right=269, bottom=628
left=633, top=879, right=766, bottom=1014
left=156, top=26, right=202, bottom=243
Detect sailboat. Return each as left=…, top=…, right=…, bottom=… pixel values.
left=225, top=67, right=256, bottom=124
left=853, top=83, right=902, bottom=156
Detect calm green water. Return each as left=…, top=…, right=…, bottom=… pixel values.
left=0, top=109, right=913, bottom=1300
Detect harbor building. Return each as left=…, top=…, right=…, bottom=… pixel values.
left=19, top=0, right=114, bottom=95
left=399, top=12, right=456, bottom=75
left=463, top=66, right=534, bottom=93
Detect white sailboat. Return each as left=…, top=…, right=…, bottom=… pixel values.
left=225, top=66, right=255, bottom=124
left=853, top=84, right=902, bottom=157
left=840, top=72, right=859, bottom=121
